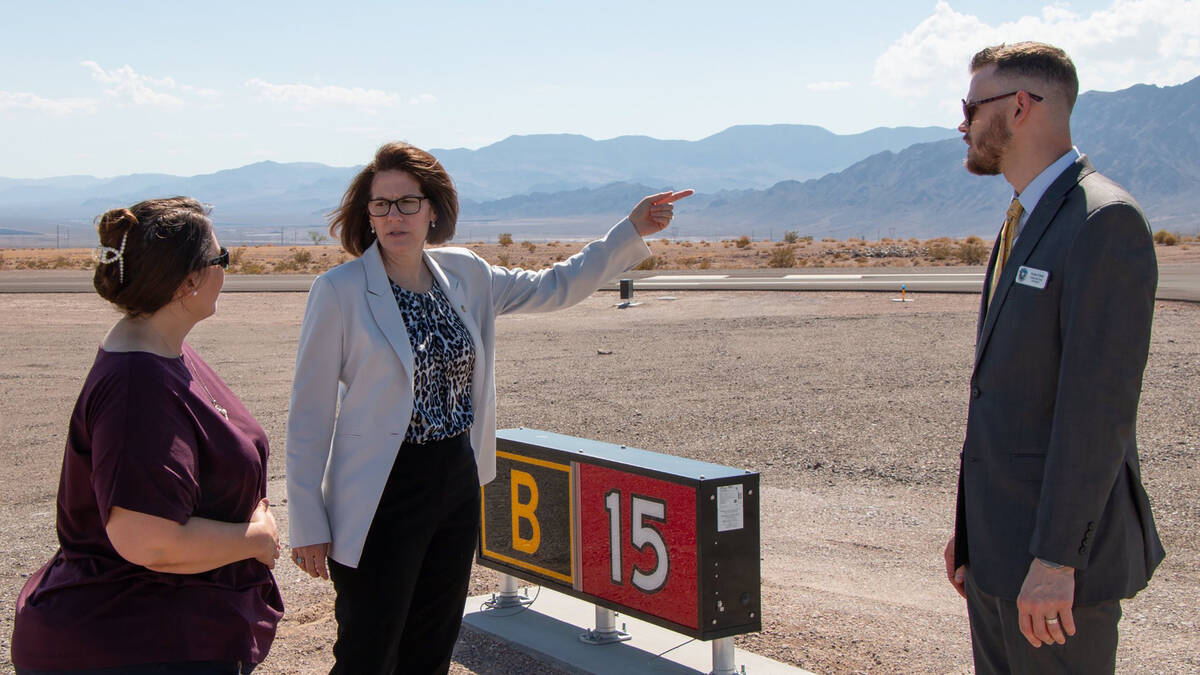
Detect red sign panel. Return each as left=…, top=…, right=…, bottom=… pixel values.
left=578, top=463, right=698, bottom=629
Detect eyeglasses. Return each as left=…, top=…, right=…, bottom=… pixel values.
left=367, top=196, right=427, bottom=217
left=208, top=246, right=230, bottom=270
left=962, top=91, right=1043, bottom=125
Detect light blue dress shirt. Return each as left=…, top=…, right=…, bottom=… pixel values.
left=1013, top=147, right=1082, bottom=242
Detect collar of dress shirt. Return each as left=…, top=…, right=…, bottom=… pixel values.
left=1013, top=147, right=1082, bottom=240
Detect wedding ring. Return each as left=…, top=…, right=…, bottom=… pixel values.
left=1045, top=617, right=1059, bottom=624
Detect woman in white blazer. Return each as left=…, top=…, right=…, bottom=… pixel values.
left=286, top=141, right=691, bottom=674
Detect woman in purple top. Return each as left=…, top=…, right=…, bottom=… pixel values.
left=11, top=197, right=284, bottom=674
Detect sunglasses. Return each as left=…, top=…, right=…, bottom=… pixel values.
left=208, top=246, right=230, bottom=270
left=962, top=91, right=1043, bottom=125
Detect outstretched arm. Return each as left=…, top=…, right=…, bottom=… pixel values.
left=489, top=189, right=694, bottom=315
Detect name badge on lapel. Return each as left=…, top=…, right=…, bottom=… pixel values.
left=1015, top=266, right=1049, bottom=290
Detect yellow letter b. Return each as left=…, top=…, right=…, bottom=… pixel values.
left=511, top=469, right=541, bottom=554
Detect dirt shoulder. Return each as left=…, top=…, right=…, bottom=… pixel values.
left=1, top=291, right=1196, bottom=674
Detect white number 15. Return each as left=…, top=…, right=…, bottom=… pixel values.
left=604, top=490, right=669, bottom=593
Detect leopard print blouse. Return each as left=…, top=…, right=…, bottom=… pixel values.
left=390, top=280, right=475, bottom=444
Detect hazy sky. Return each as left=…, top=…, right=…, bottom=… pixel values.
left=2, top=0, right=1197, bottom=178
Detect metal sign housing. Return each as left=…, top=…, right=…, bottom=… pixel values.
left=478, top=428, right=761, bottom=640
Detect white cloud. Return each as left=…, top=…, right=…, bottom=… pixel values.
left=244, top=78, right=402, bottom=108
left=806, top=81, right=852, bottom=91
left=409, top=93, right=438, bottom=104
left=2, top=62, right=212, bottom=117
left=181, top=84, right=221, bottom=99
left=874, top=0, right=1200, bottom=115
left=873, top=2, right=991, bottom=97
left=81, top=61, right=185, bottom=106
left=0, top=91, right=97, bottom=115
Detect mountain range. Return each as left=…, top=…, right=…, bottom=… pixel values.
left=0, top=124, right=955, bottom=236
left=1, top=76, right=1196, bottom=243
left=680, top=75, right=1200, bottom=238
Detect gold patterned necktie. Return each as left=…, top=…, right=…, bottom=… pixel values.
left=988, top=197, right=1024, bottom=306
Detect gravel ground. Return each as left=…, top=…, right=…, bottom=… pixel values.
left=1, top=290, right=1196, bottom=674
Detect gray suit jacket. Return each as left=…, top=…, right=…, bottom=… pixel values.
left=953, top=156, right=1165, bottom=603
left=286, top=219, right=650, bottom=567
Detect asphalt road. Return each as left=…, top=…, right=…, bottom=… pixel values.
left=2, top=265, right=1198, bottom=301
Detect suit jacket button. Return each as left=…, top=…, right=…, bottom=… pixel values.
left=971, top=386, right=981, bottom=399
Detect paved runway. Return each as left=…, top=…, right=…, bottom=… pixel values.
left=2, top=265, right=1197, bottom=301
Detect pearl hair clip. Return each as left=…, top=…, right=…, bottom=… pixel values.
left=93, top=231, right=129, bottom=284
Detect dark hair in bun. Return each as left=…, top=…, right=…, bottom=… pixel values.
left=93, top=196, right=216, bottom=317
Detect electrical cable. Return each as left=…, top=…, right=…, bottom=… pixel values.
left=479, top=584, right=541, bottom=617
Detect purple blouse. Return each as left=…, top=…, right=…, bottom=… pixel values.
left=11, top=344, right=283, bottom=670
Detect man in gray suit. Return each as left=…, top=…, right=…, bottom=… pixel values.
left=943, top=42, right=1165, bottom=673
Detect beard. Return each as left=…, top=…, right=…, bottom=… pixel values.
left=964, top=113, right=1011, bottom=176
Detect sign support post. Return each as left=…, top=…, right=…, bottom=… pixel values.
left=579, top=606, right=631, bottom=645
left=487, top=573, right=533, bottom=610
left=711, top=636, right=737, bottom=674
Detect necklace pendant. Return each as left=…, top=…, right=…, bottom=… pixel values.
left=182, top=353, right=229, bottom=421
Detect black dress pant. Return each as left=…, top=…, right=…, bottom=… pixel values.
left=965, top=567, right=1121, bottom=674
left=328, top=432, right=480, bottom=675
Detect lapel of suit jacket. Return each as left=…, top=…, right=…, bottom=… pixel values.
left=424, top=251, right=488, bottom=408
left=424, top=250, right=486, bottom=356
left=974, top=156, right=1094, bottom=368
left=976, top=229, right=1002, bottom=343
left=362, top=243, right=415, bottom=378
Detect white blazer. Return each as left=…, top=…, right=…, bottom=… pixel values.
left=286, top=218, right=650, bottom=567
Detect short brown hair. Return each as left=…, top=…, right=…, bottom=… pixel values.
left=970, top=42, right=1079, bottom=110
left=330, top=142, right=459, bottom=256
left=93, top=197, right=217, bottom=317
